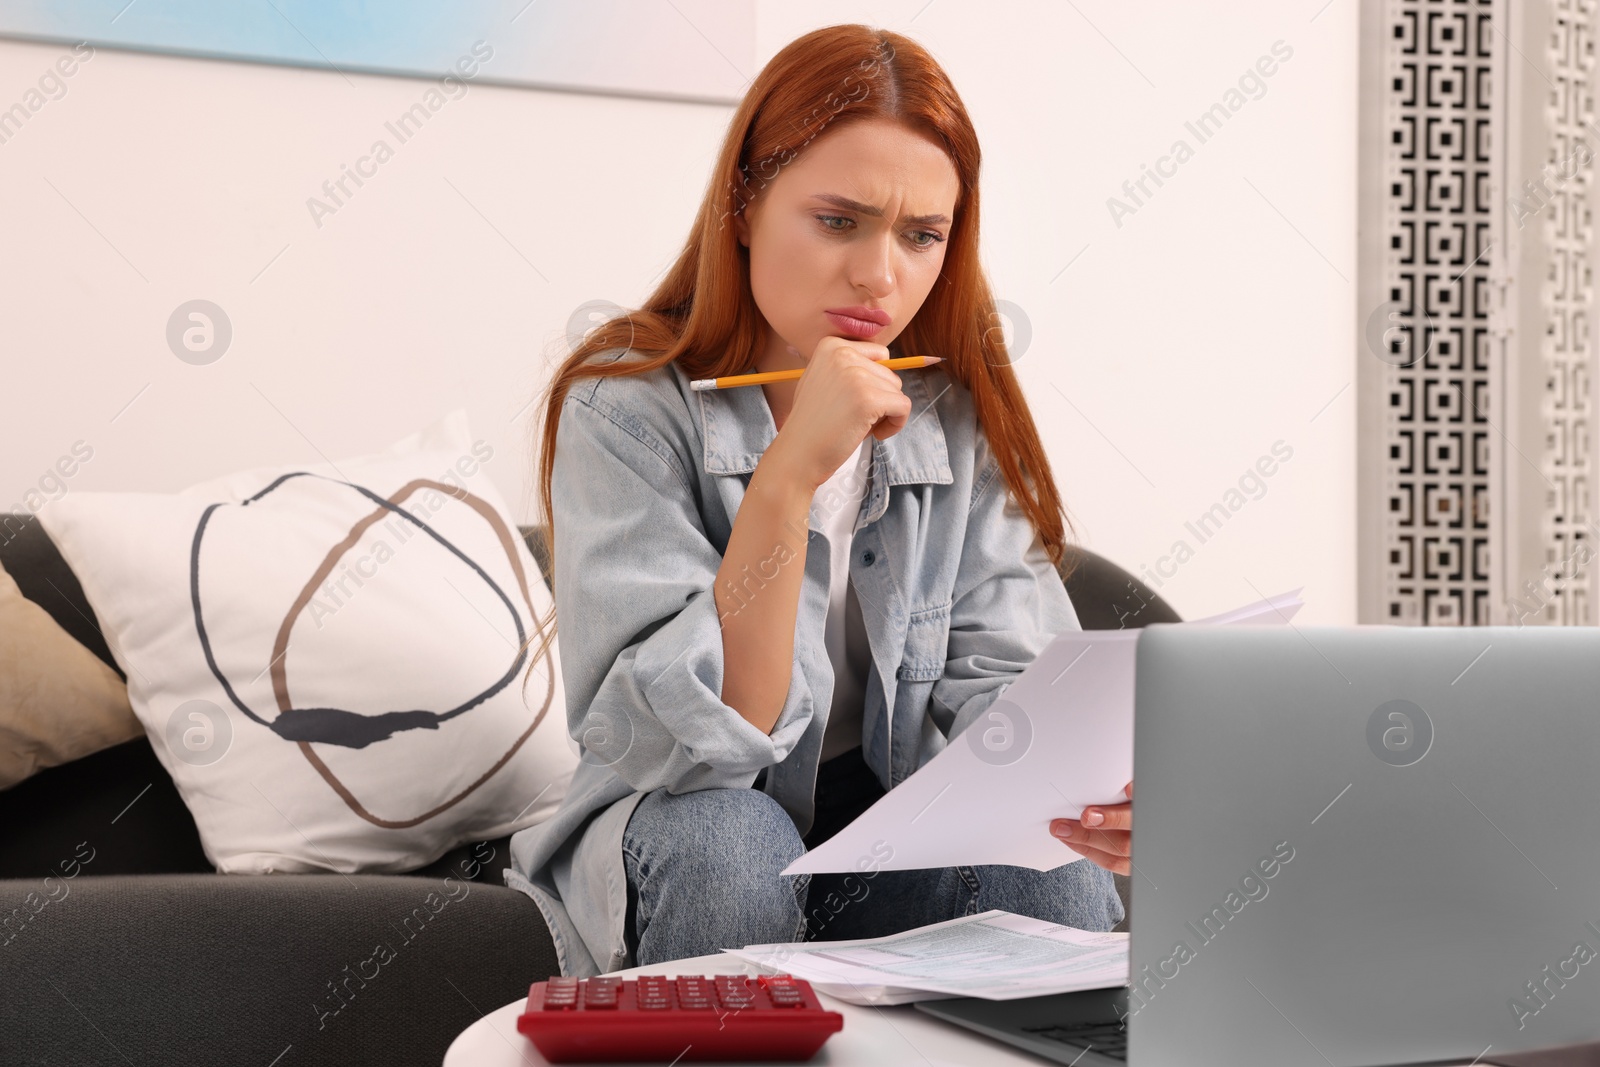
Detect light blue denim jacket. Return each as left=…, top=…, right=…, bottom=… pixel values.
left=505, top=347, right=1082, bottom=977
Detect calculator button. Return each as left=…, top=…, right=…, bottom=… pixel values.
left=675, top=978, right=711, bottom=1006
left=716, top=977, right=755, bottom=1008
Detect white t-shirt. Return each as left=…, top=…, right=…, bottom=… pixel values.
left=812, top=438, right=875, bottom=763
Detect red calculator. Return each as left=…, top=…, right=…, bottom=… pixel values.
left=516, top=972, right=844, bottom=1062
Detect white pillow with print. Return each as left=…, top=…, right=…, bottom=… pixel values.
left=38, top=408, right=575, bottom=874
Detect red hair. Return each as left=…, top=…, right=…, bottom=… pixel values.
left=514, top=24, right=1079, bottom=692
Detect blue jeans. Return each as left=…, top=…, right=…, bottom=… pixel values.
left=621, top=744, right=1125, bottom=967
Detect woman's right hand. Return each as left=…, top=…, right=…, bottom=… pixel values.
left=769, top=336, right=913, bottom=490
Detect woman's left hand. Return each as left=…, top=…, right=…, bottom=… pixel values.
left=1050, top=781, right=1132, bottom=875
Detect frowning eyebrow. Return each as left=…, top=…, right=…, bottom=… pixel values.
left=810, top=193, right=951, bottom=227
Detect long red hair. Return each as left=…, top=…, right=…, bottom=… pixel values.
left=514, top=24, right=1079, bottom=694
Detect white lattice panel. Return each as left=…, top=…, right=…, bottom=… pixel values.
left=1359, top=0, right=1599, bottom=626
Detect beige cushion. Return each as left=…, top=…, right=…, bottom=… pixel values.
left=0, top=557, right=141, bottom=789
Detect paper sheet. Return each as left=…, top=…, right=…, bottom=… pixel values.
left=728, top=909, right=1130, bottom=1006
left=784, top=588, right=1304, bottom=875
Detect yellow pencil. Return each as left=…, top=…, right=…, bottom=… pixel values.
left=689, top=355, right=942, bottom=391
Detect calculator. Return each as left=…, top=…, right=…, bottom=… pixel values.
left=516, top=972, right=845, bottom=1062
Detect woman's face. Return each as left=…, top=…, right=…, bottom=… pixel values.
left=735, top=117, right=960, bottom=364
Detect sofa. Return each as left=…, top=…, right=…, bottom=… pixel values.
left=0, top=511, right=1177, bottom=1067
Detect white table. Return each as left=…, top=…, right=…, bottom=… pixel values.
left=443, top=951, right=1046, bottom=1066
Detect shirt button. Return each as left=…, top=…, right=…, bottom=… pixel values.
left=862, top=551, right=875, bottom=565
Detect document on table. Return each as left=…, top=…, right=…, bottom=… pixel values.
left=784, top=588, right=1305, bottom=875
left=728, top=909, right=1129, bottom=1006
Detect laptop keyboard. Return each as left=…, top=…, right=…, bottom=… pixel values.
left=1022, top=1020, right=1129, bottom=1062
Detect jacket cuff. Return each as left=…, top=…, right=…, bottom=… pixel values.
left=947, top=680, right=1014, bottom=746
left=634, top=584, right=814, bottom=780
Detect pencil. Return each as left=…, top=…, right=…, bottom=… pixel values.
left=689, top=355, right=942, bottom=391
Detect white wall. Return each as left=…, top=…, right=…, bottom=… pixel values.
left=0, top=0, right=1358, bottom=624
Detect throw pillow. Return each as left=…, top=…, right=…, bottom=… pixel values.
left=0, top=559, right=143, bottom=789
left=37, top=408, right=576, bottom=873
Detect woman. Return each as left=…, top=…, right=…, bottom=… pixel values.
left=505, top=24, right=1132, bottom=977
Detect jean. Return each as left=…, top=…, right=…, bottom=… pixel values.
left=621, top=744, right=1126, bottom=967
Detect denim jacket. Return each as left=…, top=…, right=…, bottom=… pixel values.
left=505, top=347, right=1082, bottom=977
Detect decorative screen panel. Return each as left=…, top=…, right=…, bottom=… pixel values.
left=1358, top=0, right=1599, bottom=626
left=1521, top=0, right=1595, bottom=624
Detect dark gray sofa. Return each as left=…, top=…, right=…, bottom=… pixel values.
left=0, top=511, right=1175, bottom=1066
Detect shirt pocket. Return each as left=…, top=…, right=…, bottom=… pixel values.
left=895, top=599, right=953, bottom=682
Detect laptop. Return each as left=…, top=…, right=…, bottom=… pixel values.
left=917, top=623, right=1600, bottom=1066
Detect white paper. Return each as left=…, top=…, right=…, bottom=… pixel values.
left=728, top=909, right=1130, bottom=1005
left=785, top=588, right=1304, bottom=875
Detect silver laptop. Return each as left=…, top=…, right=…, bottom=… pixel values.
left=918, top=623, right=1600, bottom=1066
